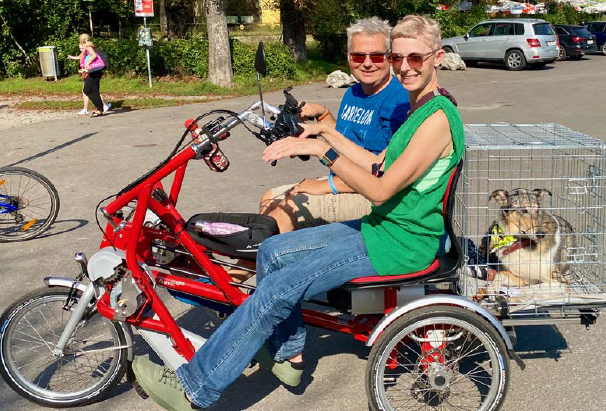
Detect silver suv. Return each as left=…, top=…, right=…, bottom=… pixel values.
left=442, top=19, right=559, bottom=70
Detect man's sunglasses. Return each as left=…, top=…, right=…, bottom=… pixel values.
left=349, top=52, right=388, bottom=64
left=388, top=50, right=440, bottom=69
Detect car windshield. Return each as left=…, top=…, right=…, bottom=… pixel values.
left=571, top=27, right=591, bottom=37
left=533, top=23, right=554, bottom=35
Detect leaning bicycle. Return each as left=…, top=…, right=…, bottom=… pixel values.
left=0, top=166, right=60, bottom=242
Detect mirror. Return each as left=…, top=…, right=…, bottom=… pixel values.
left=255, top=42, right=267, bottom=77
left=464, top=33, right=470, bottom=40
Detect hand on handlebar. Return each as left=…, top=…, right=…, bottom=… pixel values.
left=299, top=102, right=326, bottom=121
left=263, top=137, right=329, bottom=164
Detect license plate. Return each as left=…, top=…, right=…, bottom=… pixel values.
left=588, top=40, right=594, bottom=45
left=547, top=41, right=556, bottom=46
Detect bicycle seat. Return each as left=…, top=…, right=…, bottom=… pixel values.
left=346, top=161, right=463, bottom=289
left=186, top=212, right=278, bottom=260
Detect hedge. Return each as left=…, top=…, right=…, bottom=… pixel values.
left=5, top=35, right=296, bottom=80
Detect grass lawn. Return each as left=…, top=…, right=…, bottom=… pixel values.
left=0, top=43, right=347, bottom=111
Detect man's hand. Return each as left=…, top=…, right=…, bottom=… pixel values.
left=289, top=179, right=331, bottom=196
left=299, top=102, right=326, bottom=120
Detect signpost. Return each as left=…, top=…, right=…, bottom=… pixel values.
left=135, top=0, right=154, bottom=88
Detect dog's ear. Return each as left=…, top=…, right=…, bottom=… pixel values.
left=489, top=190, right=509, bottom=206
left=533, top=189, right=552, bottom=204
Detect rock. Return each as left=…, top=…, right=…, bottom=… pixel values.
left=326, top=70, right=353, bottom=88
left=441, top=53, right=466, bottom=71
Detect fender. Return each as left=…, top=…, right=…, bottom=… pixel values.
left=365, top=294, right=525, bottom=369
left=42, top=276, right=135, bottom=361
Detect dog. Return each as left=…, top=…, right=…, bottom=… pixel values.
left=479, top=188, right=576, bottom=289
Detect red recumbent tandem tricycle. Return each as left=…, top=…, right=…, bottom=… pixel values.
left=7, top=44, right=594, bottom=411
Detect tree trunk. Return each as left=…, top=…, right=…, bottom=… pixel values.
left=206, top=0, right=233, bottom=86
left=159, top=0, right=168, bottom=37
left=280, top=0, right=306, bottom=62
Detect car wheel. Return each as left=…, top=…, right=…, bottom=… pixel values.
left=557, top=46, right=567, bottom=61
left=602, top=43, right=606, bottom=56
left=443, top=46, right=454, bottom=53
left=505, top=49, right=526, bottom=71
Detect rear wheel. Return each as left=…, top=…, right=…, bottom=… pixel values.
left=557, top=46, right=567, bottom=61
left=602, top=43, right=606, bottom=56
left=0, top=288, right=127, bottom=407
left=505, top=50, right=526, bottom=71
left=366, top=306, right=509, bottom=411
left=0, top=167, right=60, bottom=242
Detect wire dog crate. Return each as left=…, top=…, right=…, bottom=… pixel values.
left=455, top=124, right=606, bottom=316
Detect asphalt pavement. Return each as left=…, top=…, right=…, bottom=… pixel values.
left=1, top=56, right=606, bottom=411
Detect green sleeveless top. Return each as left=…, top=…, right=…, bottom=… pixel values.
left=361, top=96, right=465, bottom=275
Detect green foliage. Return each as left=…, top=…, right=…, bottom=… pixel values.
left=434, top=5, right=489, bottom=38
left=49, top=36, right=295, bottom=80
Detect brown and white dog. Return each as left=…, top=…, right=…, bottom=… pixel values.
left=481, top=188, right=576, bottom=288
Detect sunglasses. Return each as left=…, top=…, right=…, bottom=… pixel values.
left=349, top=52, right=388, bottom=64
left=388, top=50, right=439, bottom=69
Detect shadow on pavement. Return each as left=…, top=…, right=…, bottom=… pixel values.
left=6, top=132, right=99, bottom=167
left=35, top=219, right=89, bottom=239
left=513, top=324, right=569, bottom=360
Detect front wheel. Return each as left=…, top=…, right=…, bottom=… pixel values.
left=0, top=167, right=60, bottom=242
left=0, top=288, right=127, bottom=407
left=505, top=50, right=526, bottom=71
left=601, top=43, right=606, bottom=56
left=366, top=305, right=509, bottom=411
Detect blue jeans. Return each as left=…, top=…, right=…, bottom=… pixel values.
left=175, top=220, right=377, bottom=407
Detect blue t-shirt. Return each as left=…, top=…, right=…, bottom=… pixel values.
left=335, top=75, right=410, bottom=155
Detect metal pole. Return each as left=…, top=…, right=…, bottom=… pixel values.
left=144, top=17, right=152, bottom=88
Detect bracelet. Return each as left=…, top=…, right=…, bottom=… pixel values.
left=328, top=173, right=339, bottom=195
left=317, top=108, right=330, bottom=122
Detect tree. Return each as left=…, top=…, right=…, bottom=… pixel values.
left=280, top=0, right=306, bottom=62
left=159, top=0, right=168, bottom=36
left=206, top=0, right=233, bottom=86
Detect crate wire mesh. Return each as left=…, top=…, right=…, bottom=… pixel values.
left=455, top=124, right=606, bottom=314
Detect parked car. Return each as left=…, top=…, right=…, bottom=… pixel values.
left=442, top=19, right=559, bottom=71
left=553, top=24, right=598, bottom=60
left=584, top=21, right=606, bottom=55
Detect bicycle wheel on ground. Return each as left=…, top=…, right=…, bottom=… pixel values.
left=0, top=167, right=60, bottom=242
left=0, top=288, right=128, bottom=407
left=366, top=305, right=509, bottom=411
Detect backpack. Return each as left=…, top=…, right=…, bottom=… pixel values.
left=94, top=47, right=109, bottom=70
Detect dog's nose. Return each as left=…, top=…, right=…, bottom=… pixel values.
left=536, top=231, right=546, bottom=239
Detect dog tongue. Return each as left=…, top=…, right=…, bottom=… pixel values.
left=501, top=239, right=533, bottom=255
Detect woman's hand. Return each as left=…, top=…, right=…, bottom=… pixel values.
left=263, top=137, right=329, bottom=163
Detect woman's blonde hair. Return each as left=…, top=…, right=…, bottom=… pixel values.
left=85, top=40, right=95, bottom=48
left=78, top=33, right=90, bottom=45
left=391, top=15, right=441, bottom=51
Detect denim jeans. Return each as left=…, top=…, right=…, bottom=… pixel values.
left=175, top=220, right=377, bottom=407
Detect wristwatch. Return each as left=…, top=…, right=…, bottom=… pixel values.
left=319, top=148, right=340, bottom=167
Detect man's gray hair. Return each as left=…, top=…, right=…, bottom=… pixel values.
left=347, top=17, right=392, bottom=51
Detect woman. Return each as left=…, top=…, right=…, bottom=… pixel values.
left=132, top=15, right=465, bottom=410
left=67, top=34, right=109, bottom=117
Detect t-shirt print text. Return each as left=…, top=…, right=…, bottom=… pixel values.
left=340, top=105, right=374, bottom=125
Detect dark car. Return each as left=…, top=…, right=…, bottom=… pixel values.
left=553, top=24, right=598, bottom=60
left=584, top=21, right=606, bottom=55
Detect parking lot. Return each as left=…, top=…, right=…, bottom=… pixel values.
left=1, top=54, right=606, bottom=411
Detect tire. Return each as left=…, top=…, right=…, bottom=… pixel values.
left=0, top=167, right=60, bottom=242
left=0, top=288, right=127, bottom=407
left=366, top=305, right=509, bottom=411
left=602, top=43, right=606, bottom=56
left=504, top=50, right=526, bottom=71
left=443, top=46, right=454, bottom=53
left=557, top=46, right=567, bottom=61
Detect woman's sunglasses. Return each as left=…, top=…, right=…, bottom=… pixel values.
left=349, top=52, right=388, bottom=64
left=388, top=50, right=439, bottom=69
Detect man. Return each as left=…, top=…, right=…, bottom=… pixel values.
left=260, top=16, right=410, bottom=233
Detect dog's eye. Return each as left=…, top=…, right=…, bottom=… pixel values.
left=521, top=209, right=528, bottom=214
